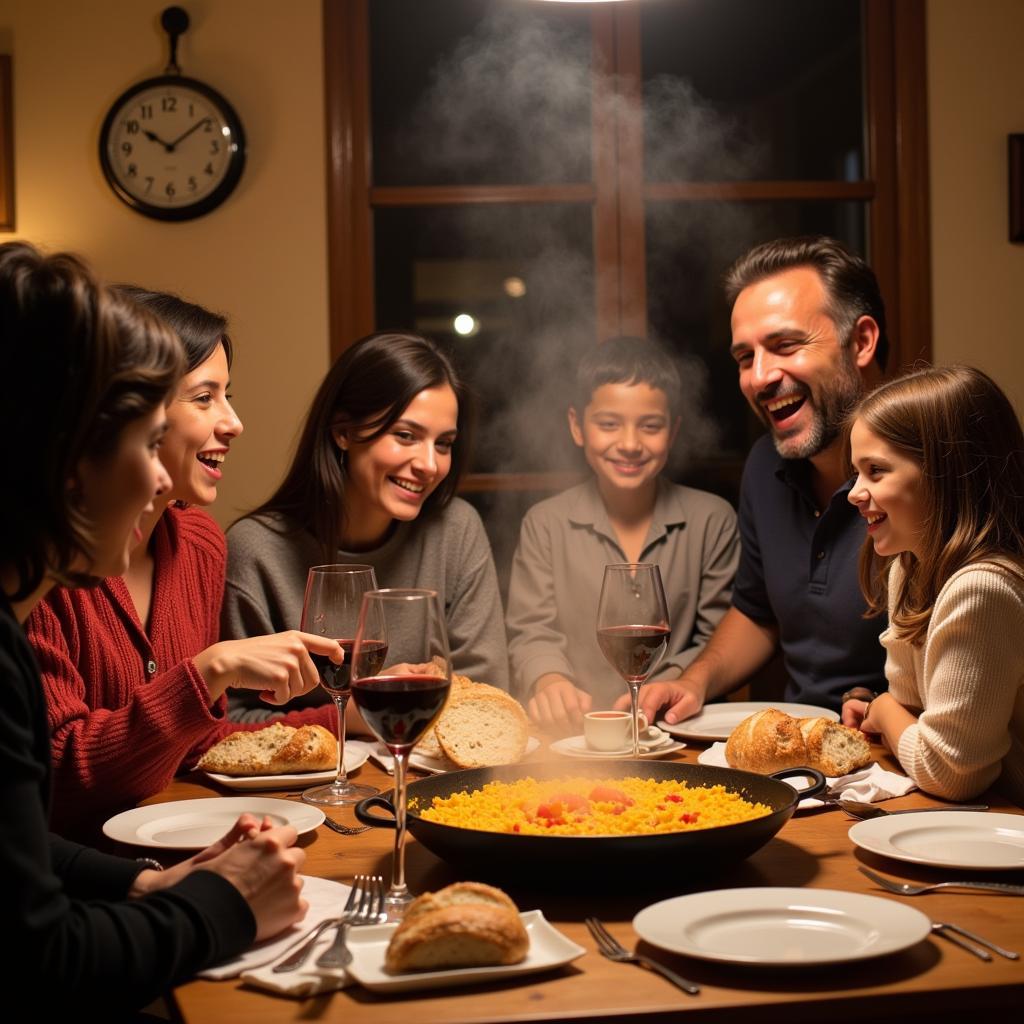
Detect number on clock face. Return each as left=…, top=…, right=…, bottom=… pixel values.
left=99, top=76, right=245, bottom=220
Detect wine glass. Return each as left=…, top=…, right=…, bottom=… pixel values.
left=300, top=564, right=381, bottom=806
left=350, top=589, right=451, bottom=918
left=596, top=563, right=670, bottom=757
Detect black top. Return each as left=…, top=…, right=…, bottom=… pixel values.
left=732, top=434, right=887, bottom=710
left=0, top=593, right=255, bottom=1013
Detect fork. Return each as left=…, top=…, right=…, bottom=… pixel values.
left=931, top=922, right=1020, bottom=961
left=859, top=866, right=1024, bottom=896
left=316, top=874, right=387, bottom=969
left=271, top=885, right=354, bottom=974
left=585, top=917, right=700, bottom=996
left=322, top=818, right=371, bottom=836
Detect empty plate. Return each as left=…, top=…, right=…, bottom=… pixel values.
left=633, top=888, right=930, bottom=965
left=849, top=811, right=1024, bottom=870
left=102, top=796, right=325, bottom=849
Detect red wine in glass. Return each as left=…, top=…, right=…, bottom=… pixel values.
left=350, top=673, right=449, bottom=749
left=596, top=564, right=670, bottom=757
left=300, top=564, right=380, bottom=806
left=350, top=588, right=451, bottom=919
left=312, top=639, right=388, bottom=696
left=596, top=625, right=670, bottom=684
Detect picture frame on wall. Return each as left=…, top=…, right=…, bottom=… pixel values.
left=1, top=55, right=13, bottom=232
left=1011, top=134, right=1024, bottom=244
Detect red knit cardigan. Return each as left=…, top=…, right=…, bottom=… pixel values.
left=26, top=506, right=335, bottom=838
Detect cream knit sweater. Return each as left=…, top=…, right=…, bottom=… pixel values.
left=882, top=560, right=1024, bottom=805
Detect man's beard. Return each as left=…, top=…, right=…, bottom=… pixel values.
left=768, top=355, right=862, bottom=461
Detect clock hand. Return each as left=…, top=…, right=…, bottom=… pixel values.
left=167, top=117, right=212, bottom=151
left=142, top=129, right=174, bottom=152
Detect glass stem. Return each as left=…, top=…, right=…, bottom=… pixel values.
left=333, top=695, right=349, bottom=786
left=389, top=748, right=410, bottom=900
left=629, top=682, right=641, bottom=758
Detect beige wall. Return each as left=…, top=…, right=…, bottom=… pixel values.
left=928, top=0, right=1024, bottom=414
left=0, top=0, right=328, bottom=526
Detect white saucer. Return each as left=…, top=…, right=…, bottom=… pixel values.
left=550, top=732, right=685, bottom=760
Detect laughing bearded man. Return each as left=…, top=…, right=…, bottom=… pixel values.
left=629, top=236, right=890, bottom=721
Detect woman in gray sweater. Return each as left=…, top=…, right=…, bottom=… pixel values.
left=224, top=331, right=508, bottom=723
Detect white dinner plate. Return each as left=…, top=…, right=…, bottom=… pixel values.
left=102, top=796, right=325, bottom=849
left=849, top=811, right=1024, bottom=870
left=633, top=888, right=931, bottom=966
left=369, top=737, right=541, bottom=775
left=345, top=909, right=585, bottom=992
left=201, top=742, right=371, bottom=791
left=658, top=701, right=839, bottom=742
left=549, top=733, right=685, bottom=760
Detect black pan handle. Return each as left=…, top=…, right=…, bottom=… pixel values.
left=354, top=794, right=397, bottom=829
left=769, top=767, right=827, bottom=801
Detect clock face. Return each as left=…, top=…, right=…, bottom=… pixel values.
left=99, top=75, right=246, bottom=221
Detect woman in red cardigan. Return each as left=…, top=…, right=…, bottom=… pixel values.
left=27, top=288, right=344, bottom=838
left=1, top=241, right=306, bottom=1010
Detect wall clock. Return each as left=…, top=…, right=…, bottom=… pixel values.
left=98, top=7, right=245, bottom=222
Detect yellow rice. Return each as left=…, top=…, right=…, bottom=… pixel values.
left=415, top=776, right=772, bottom=837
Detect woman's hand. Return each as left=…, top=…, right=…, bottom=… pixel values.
left=527, top=675, right=592, bottom=734
left=193, top=631, right=344, bottom=704
left=131, top=813, right=308, bottom=941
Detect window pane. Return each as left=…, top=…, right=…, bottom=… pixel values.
left=641, top=0, right=864, bottom=182
left=645, top=200, right=867, bottom=459
left=370, top=0, right=592, bottom=186
left=374, top=203, right=595, bottom=473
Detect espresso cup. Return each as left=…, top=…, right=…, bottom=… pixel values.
left=583, top=710, right=650, bottom=751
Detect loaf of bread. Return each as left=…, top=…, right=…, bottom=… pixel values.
left=724, top=708, right=871, bottom=776
left=415, top=671, right=530, bottom=769
left=385, top=882, right=528, bottom=973
left=196, top=723, right=337, bottom=775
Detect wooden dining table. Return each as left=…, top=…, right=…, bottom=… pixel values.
left=139, top=740, right=1023, bottom=1024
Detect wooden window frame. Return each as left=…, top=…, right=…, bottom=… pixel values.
left=0, top=56, right=14, bottom=231
left=323, top=0, right=931, bottom=492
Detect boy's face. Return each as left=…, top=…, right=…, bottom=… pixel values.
left=569, top=382, right=679, bottom=496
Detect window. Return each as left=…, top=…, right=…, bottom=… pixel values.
left=325, top=0, right=929, bottom=497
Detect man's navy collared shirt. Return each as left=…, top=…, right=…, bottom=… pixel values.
left=732, top=434, right=887, bottom=710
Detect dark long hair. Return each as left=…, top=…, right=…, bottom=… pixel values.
left=249, top=331, right=472, bottom=560
left=854, top=365, right=1024, bottom=644
left=0, top=242, right=183, bottom=600
left=115, top=285, right=231, bottom=372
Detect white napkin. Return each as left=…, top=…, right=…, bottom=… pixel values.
left=199, top=876, right=351, bottom=981
left=240, top=928, right=352, bottom=997
left=697, top=743, right=916, bottom=807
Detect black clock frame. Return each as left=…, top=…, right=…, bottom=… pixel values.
left=99, top=74, right=246, bottom=222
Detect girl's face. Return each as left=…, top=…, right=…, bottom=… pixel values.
left=160, top=343, right=243, bottom=507
left=75, top=405, right=172, bottom=577
left=848, top=419, right=926, bottom=559
left=334, top=384, right=458, bottom=547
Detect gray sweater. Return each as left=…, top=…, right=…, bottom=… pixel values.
left=506, top=479, right=738, bottom=708
left=223, top=498, right=509, bottom=721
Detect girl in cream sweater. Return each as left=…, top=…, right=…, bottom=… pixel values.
left=843, top=365, right=1024, bottom=805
